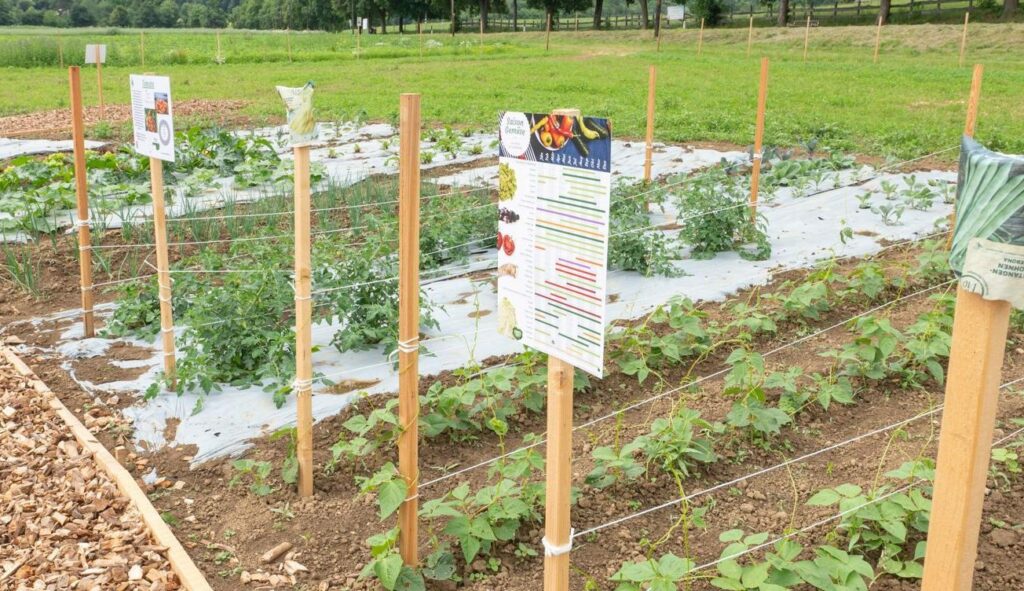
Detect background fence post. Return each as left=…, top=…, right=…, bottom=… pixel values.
left=643, top=65, right=657, bottom=185
left=69, top=66, right=94, bottom=338
left=150, top=158, right=177, bottom=389
left=398, top=93, right=422, bottom=566
left=959, top=12, right=970, bottom=67
left=293, top=145, right=314, bottom=497
left=873, top=15, right=882, bottom=63
left=803, top=15, right=811, bottom=61
left=749, top=57, right=769, bottom=222
left=58, top=37, right=64, bottom=68
left=920, top=289, right=1011, bottom=590
left=94, top=44, right=104, bottom=120
left=546, top=12, right=553, bottom=51
left=747, top=15, right=754, bottom=56
left=698, top=17, right=705, bottom=55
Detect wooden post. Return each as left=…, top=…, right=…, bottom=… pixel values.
left=643, top=65, right=657, bottom=184
left=94, top=45, right=104, bottom=120
left=958, top=11, right=970, bottom=67
left=657, top=24, right=663, bottom=51
left=140, top=31, right=145, bottom=67
left=287, top=29, right=293, bottom=62
left=58, top=37, right=64, bottom=68
left=149, top=159, right=176, bottom=388
left=293, top=145, right=314, bottom=498
left=69, top=67, right=94, bottom=338
left=546, top=12, right=552, bottom=51
left=747, top=15, right=753, bottom=56
left=749, top=57, right=769, bottom=222
left=216, top=30, right=223, bottom=63
left=397, top=93, right=421, bottom=566
left=544, top=355, right=575, bottom=591
left=803, top=15, right=811, bottom=61
left=873, top=15, right=882, bottom=64
left=920, top=289, right=1011, bottom=590
left=697, top=17, right=705, bottom=55
left=947, top=63, right=983, bottom=248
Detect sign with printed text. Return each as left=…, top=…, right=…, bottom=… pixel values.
left=496, top=111, right=612, bottom=377
left=129, top=75, right=174, bottom=162
left=84, top=44, right=107, bottom=64
left=667, top=5, right=685, bottom=20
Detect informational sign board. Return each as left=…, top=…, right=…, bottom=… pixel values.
left=276, top=82, right=317, bottom=146
left=497, top=111, right=612, bottom=377
left=129, top=75, right=174, bottom=162
left=952, top=136, right=1024, bottom=309
left=667, top=5, right=685, bottom=20
left=84, top=44, right=107, bottom=64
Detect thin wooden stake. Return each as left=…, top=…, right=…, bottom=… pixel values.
left=287, top=29, right=293, bottom=62
left=94, top=45, right=104, bottom=120
left=149, top=158, right=176, bottom=388
left=958, top=11, right=970, bottom=67
left=873, top=15, right=882, bottom=64
left=657, top=25, right=663, bottom=51
left=58, top=37, right=64, bottom=68
left=543, top=355, right=575, bottom=591
left=217, top=30, right=223, bottom=63
left=140, top=31, right=145, bottom=67
left=397, top=93, right=422, bottom=566
left=947, top=63, right=984, bottom=248
left=803, top=15, right=811, bottom=61
left=69, top=67, right=94, bottom=338
left=746, top=15, right=753, bottom=56
left=920, top=288, right=1011, bottom=590
left=749, top=57, right=769, bottom=223
left=697, top=17, right=705, bottom=55
left=293, top=145, right=314, bottom=498
left=546, top=12, right=552, bottom=51
left=643, top=65, right=657, bottom=184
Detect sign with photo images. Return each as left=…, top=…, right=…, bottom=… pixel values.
left=129, top=75, right=174, bottom=162
left=496, top=111, right=613, bottom=377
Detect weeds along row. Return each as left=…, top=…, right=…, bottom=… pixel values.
left=217, top=236, right=1024, bottom=590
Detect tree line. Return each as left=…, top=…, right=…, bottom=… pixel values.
left=0, top=0, right=1017, bottom=34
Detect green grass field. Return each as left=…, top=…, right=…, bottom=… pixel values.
left=1, top=24, right=1023, bottom=159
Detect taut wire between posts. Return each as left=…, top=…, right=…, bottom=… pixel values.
left=397, top=93, right=422, bottom=566
left=749, top=57, right=769, bottom=223
left=69, top=67, right=95, bottom=338
left=293, top=145, right=314, bottom=497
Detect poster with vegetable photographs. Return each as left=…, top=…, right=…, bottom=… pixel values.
left=496, top=111, right=612, bottom=378
left=129, top=75, right=174, bottom=162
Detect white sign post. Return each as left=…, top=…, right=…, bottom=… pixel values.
left=130, top=74, right=177, bottom=387
left=85, top=45, right=107, bottom=118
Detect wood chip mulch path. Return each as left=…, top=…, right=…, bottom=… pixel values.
left=0, top=355, right=182, bottom=590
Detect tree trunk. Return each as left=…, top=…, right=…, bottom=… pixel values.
left=778, top=0, right=789, bottom=25
left=654, top=0, right=663, bottom=35
left=593, top=0, right=604, bottom=28
left=1003, top=0, right=1019, bottom=18
left=639, top=0, right=650, bottom=28
left=879, top=0, right=891, bottom=23
left=480, top=0, right=488, bottom=32
left=513, top=0, right=518, bottom=29
left=380, top=9, right=387, bottom=33
left=451, top=0, right=456, bottom=35
left=399, top=16, right=404, bottom=32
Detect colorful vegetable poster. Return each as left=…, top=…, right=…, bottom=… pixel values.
left=496, top=111, right=612, bottom=377
left=129, top=75, right=174, bottom=162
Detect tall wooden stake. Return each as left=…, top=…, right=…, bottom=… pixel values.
left=149, top=159, right=176, bottom=388
left=287, top=29, right=293, bottom=62
left=958, top=11, right=970, bottom=67
left=217, top=30, right=223, bottom=63
left=58, top=37, right=64, bottom=68
left=140, top=31, right=145, bottom=67
left=544, top=355, right=575, bottom=591
left=746, top=15, right=753, bottom=56
left=546, top=12, right=552, bottom=51
left=803, top=15, right=811, bottom=61
left=749, top=57, right=769, bottom=222
left=94, top=45, right=104, bottom=120
left=397, top=94, right=422, bottom=566
left=921, top=288, right=1011, bottom=590
left=69, top=67, right=94, bottom=338
left=697, top=17, right=705, bottom=55
left=947, top=63, right=983, bottom=248
left=293, top=145, right=314, bottom=497
left=873, top=15, right=882, bottom=64
left=542, top=107, right=581, bottom=591
left=643, top=65, right=657, bottom=184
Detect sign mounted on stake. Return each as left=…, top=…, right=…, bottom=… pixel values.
left=949, top=136, right=1024, bottom=308
left=130, top=75, right=174, bottom=162
left=497, top=111, right=612, bottom=377
left=84, top=44, right=107, bottom=63
left=276, top=82, right=317, bottom=146
left=667, top=5, right=685, bottom=20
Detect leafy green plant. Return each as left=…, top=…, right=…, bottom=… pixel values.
left=674, top=166, right=770, bottom=261
left=611, top=553, right=696, bottom=591
left=229, top=459, right=274, bottom=497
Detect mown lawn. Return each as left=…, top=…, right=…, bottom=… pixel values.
left=1, top=24, right=1022, bottom=158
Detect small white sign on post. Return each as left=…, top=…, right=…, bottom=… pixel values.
left=84, top=44, right=107, bottom=64
left=667, top=5, right=685, bottom=20
left=497, top=111, right=613, bottom=377
left=129, top=75, right=174, bottom=162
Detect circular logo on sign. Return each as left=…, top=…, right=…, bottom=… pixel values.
left=158, top=119, right=172, bottom=146
left=499, top=112, right=530, bottom=158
